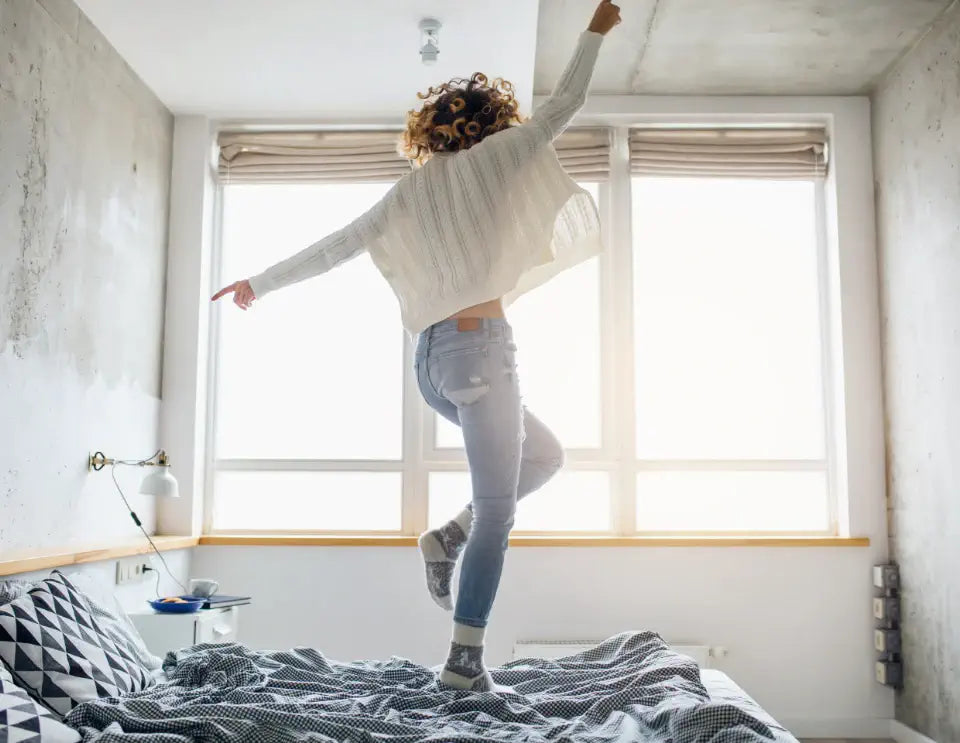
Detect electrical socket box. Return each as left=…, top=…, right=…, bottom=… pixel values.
left=115, top=558, right=151, bottom=585
left=873, top=564, right=900, bottom=590
left=874, top=628, right=901, bottom=653
left=875, top=660, right=902, bottom=687
left=872, top=596, right=900, bottom=623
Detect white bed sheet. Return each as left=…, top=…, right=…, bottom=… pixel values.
left=700, top=669, right=800, bottom=743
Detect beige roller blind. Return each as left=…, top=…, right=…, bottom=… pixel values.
left=629, top=128, right=828, bottom=180
left=217, top=127, right=611, bottom=184
left=217, top=130, right=410, bottom=184
left=554, top=127, right=611, bottom=181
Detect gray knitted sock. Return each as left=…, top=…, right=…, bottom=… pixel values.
left=438, top=623, right=494, bottom=691
left=418, top=508, right=472, bottom=610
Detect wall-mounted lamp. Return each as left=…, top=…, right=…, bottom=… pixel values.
left=88, top=448, right=187, bottom=595
left=88, top=449, right=179, bottom=499
left=419, top=18, right=441, bottom=65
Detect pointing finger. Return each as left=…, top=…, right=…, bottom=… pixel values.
left=211, top=283, right=237, bottom=301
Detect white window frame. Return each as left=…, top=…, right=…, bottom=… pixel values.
left=203, top=124, right=839, bottom=538
left=628, top=166, right=838, bottom=538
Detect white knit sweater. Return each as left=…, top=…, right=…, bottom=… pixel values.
left=248, top=30, right=606, bottom=334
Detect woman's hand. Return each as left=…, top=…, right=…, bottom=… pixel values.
left=211, top=279, right=256, bottom=310
left=588, top=0, right=622, bottom=35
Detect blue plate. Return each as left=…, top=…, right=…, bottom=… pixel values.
left=148, top=597, right=203, bottom=614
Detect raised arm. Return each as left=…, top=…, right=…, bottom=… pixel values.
left=247, top=198, right=387, bottom=299
left=212, top=192, right=391, bottom=309
left=527, top=1, right=620, bottom=141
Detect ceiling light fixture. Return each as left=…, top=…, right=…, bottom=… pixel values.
left=419, top=18, right=441, bottom=65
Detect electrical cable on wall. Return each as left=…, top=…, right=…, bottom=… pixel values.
left=143, top=566, right=163, bottom=599
left=110, top=456, right=187, bottom=595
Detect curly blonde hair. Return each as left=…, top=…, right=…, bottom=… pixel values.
left=398, top=72, right=526, bottom=164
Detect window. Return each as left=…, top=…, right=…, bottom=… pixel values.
left=213, top=183, right=403, bottom=532
left=429, top=183, right=609, bottom=533
left=216, top=184, right=401, bottom=462
left=209, top=129, right=835, bottom=536
left=631, top=178, right=830, bottom=533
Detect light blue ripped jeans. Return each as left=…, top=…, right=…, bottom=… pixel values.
left=414, top=318, right=564, bottom=628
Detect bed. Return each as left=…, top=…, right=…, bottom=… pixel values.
left=1, top=571, right=798, bottom=743
left=701, top=670, right=799, bottom=743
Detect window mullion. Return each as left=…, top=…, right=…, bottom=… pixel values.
left=401, top=329, right=427, bottom=536
left=608, top=127, right=637, bottom=535
left=814, top=181, right=841, bottom=536
left=204, top=182, right=226, bottom=535
left=634, top=459, right=828, bottom=471
left=215, top=459, right=404, bottom=471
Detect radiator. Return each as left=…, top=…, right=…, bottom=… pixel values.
left=513, top=640, right=713, bottom=668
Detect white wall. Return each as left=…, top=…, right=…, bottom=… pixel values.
left=7, top=550, right=192, bottom=617
left=195, top=544, right=888, bottom=737
left=0, top=0, right=172, bottom=553
left=156, top=116, right=216, bottom=537
left=175, top=95, right=890, bottom=738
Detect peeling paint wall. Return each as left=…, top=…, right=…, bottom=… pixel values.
left=0, top=0, right=172, bottom=551
left=872, top=3, right=960, bottom=740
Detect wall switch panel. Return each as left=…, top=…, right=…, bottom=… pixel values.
left=874, top=628, right=901, bottom=653
left=115, top=557, right=151, bottom=585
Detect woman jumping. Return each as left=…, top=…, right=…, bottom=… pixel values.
left=213, top=0, right=621, bottom=691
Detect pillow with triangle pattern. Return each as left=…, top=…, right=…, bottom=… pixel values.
left=0, top=663, right=80, bottom=742
left=0, top=570, right=152, bottom=718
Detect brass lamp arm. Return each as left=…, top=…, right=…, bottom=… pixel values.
left=88, top=449, right=168, bottom=472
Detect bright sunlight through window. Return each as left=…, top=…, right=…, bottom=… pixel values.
left=211, top=169, right=834, bottom=536
left=632, top=178, right=830, bottom=533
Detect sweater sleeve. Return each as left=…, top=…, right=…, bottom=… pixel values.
left=527, top=30, right=604, bottom=142
left=247, top=195, right=390, bottom=299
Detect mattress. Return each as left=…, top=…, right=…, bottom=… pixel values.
left=701, top=669, right=800, bottom=743
left=67, top=633, right=788, bottom=742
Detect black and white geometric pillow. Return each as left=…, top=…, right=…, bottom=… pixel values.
left=0, top=581, right=31, bottom=608
left=0, top=570, right=151, bottom=717
left=0, top=664, right=80, bottom=742
left=64, top=573, right=162, bottom=674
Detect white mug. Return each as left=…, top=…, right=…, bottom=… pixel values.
left=189, top=578, right=220, bottom=599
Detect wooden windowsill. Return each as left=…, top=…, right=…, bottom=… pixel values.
left=198, top=534, right=870, bottom=548
left=0, top=533, right=871, bottom=578
left=0, top=535, right=199, bottom=577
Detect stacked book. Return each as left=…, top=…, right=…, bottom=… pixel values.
left=201, top=595, right=251, bottom=610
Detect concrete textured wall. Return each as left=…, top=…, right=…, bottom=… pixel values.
left=0, top=0, right=172, bottom=550
left=872, top=3, right=960, bottom=740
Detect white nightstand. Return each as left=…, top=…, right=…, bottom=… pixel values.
left=129, top=606, right=242, bottom=657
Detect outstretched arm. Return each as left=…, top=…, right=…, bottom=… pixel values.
left=212, top=194, right=390, bottom=308
left=527, top=0, right=621, bottom=141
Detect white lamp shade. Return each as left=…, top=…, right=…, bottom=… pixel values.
left=139, top=467, right=179, bottom=498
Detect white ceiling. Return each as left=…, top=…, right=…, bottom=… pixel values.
left=75, top=0, right=952, bottom=117
left=73, top=0, right=540, bottom=119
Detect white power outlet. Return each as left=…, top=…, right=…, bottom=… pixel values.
left=115, top=558, right=151, bottom=585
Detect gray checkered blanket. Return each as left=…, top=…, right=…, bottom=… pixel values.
left=65, top=632, right=777, bottom=742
